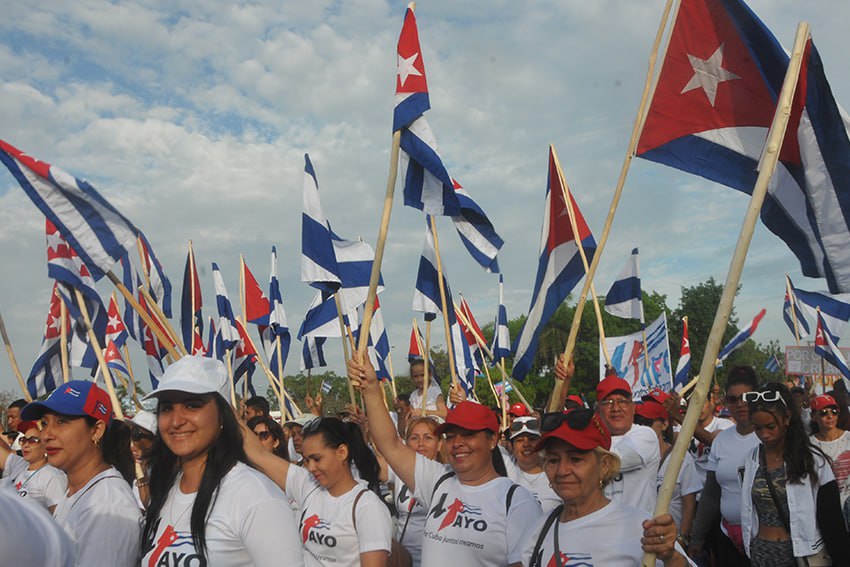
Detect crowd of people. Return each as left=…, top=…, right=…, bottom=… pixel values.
left=1, top=354, right=849, bottom=566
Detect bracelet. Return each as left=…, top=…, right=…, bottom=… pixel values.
left=136, top=479, right=149, bottom=487
left=676, top=534, right=690, bottom=548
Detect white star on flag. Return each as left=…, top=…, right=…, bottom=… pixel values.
left=46, top=230, right=66, bottom=253
left=107, top=314, right=122, bottom=330
left=397, top=52, right=422, bottom=87
left=681, top=44, right=741, bottom=107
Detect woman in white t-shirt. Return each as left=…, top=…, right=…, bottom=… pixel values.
left=501, top=417, right=561, bottom=514
left=809, top=394, right=850, bottom=518
left=140, top=356, right=304, bottom=567
left=246, top=414, right=393, bottom=566
left=0, top=419, right=66, bottom=513
left=20, top=380, right=141, bottom=567
left=348, top=353, right=543, bottom=567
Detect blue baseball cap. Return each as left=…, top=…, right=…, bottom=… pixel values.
left=21, top=380, right=114, bottom=426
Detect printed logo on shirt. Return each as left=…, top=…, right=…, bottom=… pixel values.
left=428, top=493, right=487, bottom=532
left=398, top=485, right=417, bottom=512
left=143, top=520, right=207, bottom=567
left=301, top=514, right=337, bottom=547
left=537, top=550, right=593, bottom=567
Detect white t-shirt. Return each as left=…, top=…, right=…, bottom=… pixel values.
left=0, top=488, right=75, bottom=567
left=410, top=383, right=443, bottom=412
left=706, top=426, right=759, bottom=526
left=141, top=462, right=302, bottom=567
left=688, top=416, right=734, bottom=490
left=53, top=466, right=141, bottom=567
left=500, top=447, right=561, bottom=514
left=2, top=453, right=66, bottom=511
left=287, top=464, right=392, bottom=567
left=388, top=468, right=428, bottom=566
left=606, top=424, right=660, bottom=514
left=656, top=449, right=702, bottom=529
left=413, top=453, right=542, bottom=566
left=810, top=430, right=850, bottom=509
left=519, top=500, right=693, bottom=567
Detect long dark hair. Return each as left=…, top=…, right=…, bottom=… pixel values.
left=748, top=382, right=824, bottom=484
left=82, top=416, right=134, bottom=484
left=141, top=394, right=246, bottom=562
left=247, top=415, right=289, bottom=461
left=302, top=417, right=382, bottom=495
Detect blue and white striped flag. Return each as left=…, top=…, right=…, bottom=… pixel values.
left=784, top=276, right=850, bottom=340
left=764, top=354, right=781, bottom=373
left=301, top=154, right=341, bottom=292
left=138, top=232, right=173, bottom=318
left=211, top=263, right=240, bottom=352
left=451, top=179, right=503, bottom=273
left=412, top=216, right=442, bottom=321
left=27, top=285, right=65, bottom=399
left=321, top=380, right=332, bottom=394
left=263, top=247, right=291, bottom=379
left=0, top=139, right=139, bottom=280
left=491, top=275, right=511, bottom=367
left=717, top=309, right=766, bottom=366
left=814, top=312, right=850, bottom=389
left=605, top=248, right=643, bottom=322
left=300, top=336, right=327, bottom=371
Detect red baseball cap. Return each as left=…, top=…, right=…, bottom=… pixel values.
left=811, top=395, right=839, bottom=412
left=534, top=410, right=611, bottom=451
left=436, top=401, right=499, bottom=435
left=642, top=388, right=670, bottom=405
left=635, top=402, right=668, bottom=421
left=508, top=403, right=528, bottom=417
left=596, top=375, right=632, bottom=401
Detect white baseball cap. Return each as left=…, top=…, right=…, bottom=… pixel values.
left=127, top=410, right=158, bottom=435
left=285, top=413, right=318, bottom=428
left=143, top=355, right=230, bottom=402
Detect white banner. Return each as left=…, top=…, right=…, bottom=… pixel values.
left=600, top=313, right=672, bottom=399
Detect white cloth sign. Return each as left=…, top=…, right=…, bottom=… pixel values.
left=600, top=313, right=672, bottom=399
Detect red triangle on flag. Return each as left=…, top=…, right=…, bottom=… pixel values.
left=396, top=8, right=428, bottom=95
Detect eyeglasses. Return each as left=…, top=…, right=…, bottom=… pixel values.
left=724, top=395, right=746, bottom=405
left=19, top=436, right=41, bottom=445
left=540, top=409, right=595, bottom=433
left=742, top=389, right=788, bottom=407
left=255, top=430, right=272, bottom=441
left=818, top=408, right=840, bottom=417
left=509, top=419, right=539, bottom=432
left=597, top=398, right=634, bottom=409
left=130, top=429, right=155, bottom=442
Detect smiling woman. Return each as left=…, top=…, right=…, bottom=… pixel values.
left=0, top=419, right=67, bottom=513
left=139, top=355, right=303, bottom=567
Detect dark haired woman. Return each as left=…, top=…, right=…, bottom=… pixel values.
left=140, top=356, right=303, bottom=567
left=809, top=394, right=850, bottom=522
left=0, top=419, right=67, bottom=513
left=741, top=383, right=850, bottom=566
left=20, top=380, right=140, bottom=566
left=348, top=354, right=542, bottom=567
left=245, top=414, right=393, bottom=566
left=248, top=414, right=289, bottom=460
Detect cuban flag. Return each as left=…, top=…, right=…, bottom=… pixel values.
left=190, top=326, right=207, bottom=356
left=212, top=263, right=240, bottom=352
left=263, top=247, right=292, bottom=380
left=300, top=336, right=327, bottom=371
left=412, top=216, right=442, bottom=321
left=492, top=275, right=511, bottom=367
left=408, top=321, right=426, bottom=361
left=674, top=316, right=691, bottom=392
left=105, top=294, right=129, bottom=349
left=636, top=0, right=850, bottom=294
left=301, top=154, right=341, bottom=292
left=783, top=275, right=809, bottom=339
left=332, top=235, right=383, bottom=315
left=394, top=7, right=461, bottom=217
left=233, top=320, right=258, bottom=395
left=180, top=243, right=203, bottom=354
left=451, top=179, right=503, bottom=273
left=120, top=255, right=141, bottom=341
left=512, top=147, right=596, bottom=381
left=242, top=259, right=271, bottom=326
left=137, top=292, right=168, bottom=388
left=604, top=248, right=644, bottom=322
left=716, top=308, right=766, bottom=365
left=457, top=296, right=486, bottom=371
left=764, top=354, right=781, bottom=373
left=0, top=139, right=140, bottom=280
left=298, top=291, right=351, bottom=339
left=104, top=339, right=130, bottom=378
left=137, top=232, right=172, bottom=318
left=205, top=317, right=223, bottom=361
left=783, top=276, right=850, bottom=341
left=814, top=311, right=850, bottom=389
left=27, top=284, right=66, bottom=398
left=355, top=296, right=393, bottom=382
left=321, top=380, right=332, bottom=394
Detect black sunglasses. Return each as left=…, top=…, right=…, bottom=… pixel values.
left=540, top=409, right=596, bottom=433
left=20, top=436, right=42, bottom=445
left=818, top=408, right=839, bottom=417
left=130, top=429, right=155, bottom=442
left=255, top=430, right=272, bottom=441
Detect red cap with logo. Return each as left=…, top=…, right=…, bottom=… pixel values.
left=534, top=411, right=611, bottom=451
left=811, top=395, right=839, bottom=412
left=642, top=388, right=670, bottom=405
left=508, top=403, right=528, bottom=417
left=596, top=375, right=632, bottom=401
left=436, top=401, right=499, bottom=435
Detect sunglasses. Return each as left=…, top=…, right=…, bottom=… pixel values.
left=19, top=436, right=42, bottom=445
left=509, top=419, right=540, bottom=433
left=540, top=409, right=596, bottom=433
left=255, top=430, right=272, bottom=441
left=742, top=389, right=788, bottom=407
left=818, top=408, right=840, bottom=417
left=130, top=429, right=155, bottom=442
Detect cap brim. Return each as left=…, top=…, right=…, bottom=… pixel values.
left=20, top=399, right=88, bottom=421
left=534, top=432, right=599, bottom=453
left=435, top=422, right=492, bottom=437
left=142, top=380, right=222, bottom=401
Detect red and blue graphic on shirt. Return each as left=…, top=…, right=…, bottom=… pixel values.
left=301, top=514, right=337, bottom=547
left=537, top=550, right=593, bottom=567
left=429, top=493, right=487, bottom=532
left=145, top=524, right=206, bottom=567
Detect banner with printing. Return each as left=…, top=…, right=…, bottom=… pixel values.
left=599, top=313, right=672, bottom=399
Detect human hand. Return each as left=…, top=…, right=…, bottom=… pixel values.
left=641, top=514, right=678, bottom=562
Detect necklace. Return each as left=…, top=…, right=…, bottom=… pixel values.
left=168, top=475, right=195, bottom=528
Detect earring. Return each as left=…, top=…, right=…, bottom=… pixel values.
left=599, top=478, right=604, bottom=488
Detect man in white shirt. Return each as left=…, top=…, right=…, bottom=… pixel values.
left=595, top=374, right=660, bottom=514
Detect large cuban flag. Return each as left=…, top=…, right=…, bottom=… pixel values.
left=512, top=147, right=596, bottom=381
left=637, top=0, right=850, bottom=294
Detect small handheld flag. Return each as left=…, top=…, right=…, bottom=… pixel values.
left=716, top=309, right=767, bottom=365
left=674, top=317, right=691, bottom=392
left=814, top=311, right=850, bottom=390
left=764, top=354, right=781, bottom=373
left=604, top=248, right=643, bottom=322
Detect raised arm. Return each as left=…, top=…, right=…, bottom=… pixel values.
left=240, top=419, right=291, bottom=493
left=348, top=352, right=417, bottom=489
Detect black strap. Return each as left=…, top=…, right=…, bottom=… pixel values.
left=397, top=497, right=414, bottom=542
left=759, top=447, right=793, bottom=534
left=505, top=483, right=519, bottom=515
left=351, top=488, right=369, bottom=532
left=530, top=505, right=563, bottom=567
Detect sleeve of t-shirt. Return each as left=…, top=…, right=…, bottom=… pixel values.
left=4, top=453, right=27, bottom=480
left=614, top=427, right=659, bottom=471
left=239, top=488, right=305, bottom=567
left=679, top=453, right=703, bottom=496
left=518, top=511, right=550, bottom=567
left=507, top=485, right=544, bottom=564
left=354, top=490, right=393, bottom=554
left=41, top=468, right=68, bottom=508
left=286, top=462, right=319, bottom=508
left=413, top=453, right=452, bottom=509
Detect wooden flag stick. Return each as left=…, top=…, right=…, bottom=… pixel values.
left=0, top=306, right=31, bottom=401
left=240, top=255, right=247, bottom=401
left=430, top=216, right=459, bottom=388
left=334, top=293, right=358, bottom=406
left=138, top=286, right=188, bottom=356
left=106, top=271, right=181, bottom=360
left=225, top=348, right=237, bottom=408
left=121, top=344, right=143, bottom=411
left=642, top=21, right=810, bottom=567
left=549, top=0, right=677, bottom=413
left=73, top=289, right=124, bottom=420
left=59, top=293, right=70, bottom=383
left=274, top=335, right=294, bottom=422
left=385, top=347, right=399, bottom=400
left=412, top=318, right=430, bottom=414
left=502, top=363, right=534, bottom=413
left=550, top=145, right=612, bottom=367
left=136, top=238, right=152, bottom=293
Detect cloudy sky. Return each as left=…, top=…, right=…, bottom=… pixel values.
left=0, top=0, right=848, bottom=397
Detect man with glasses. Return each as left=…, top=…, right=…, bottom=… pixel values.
left=594, top=374, right=660, bottom=514
left=502, top=416, right=561, bottom=513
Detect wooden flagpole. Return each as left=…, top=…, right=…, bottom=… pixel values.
left=642, top=21, right=810, bottom=566
left=334, top=293, right=358, bottom=406
left=0, top=306, right=31, bottom=401
left=275, top=335, right=292, bottom=421
left=429, top=216, right=460, bottom=389
left=106, top=271, right=181, bottom=360
left=385, top=347, right=399, bottom=399
left=138, top=287, right=187, bottom=356
left=59, top=293, right=70, bottom=383
left=550, top=145, right=612, bottom=367
left=239, top=255, right=249, bottom=401
left=121, top=345, right=143, bottom=411
left=73, top=289, right=124, bottom=420
left=549, top=0, right=678, bottom=413
left=225, top=349, right=237, bottom=408
left=136, top=238, right=152, bottom=293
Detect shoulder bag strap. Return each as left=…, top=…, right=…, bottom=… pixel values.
left=759, top=447, right=793, bottom=534
left=530, top=505, right=563, bottom=567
